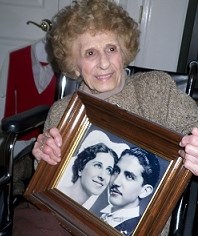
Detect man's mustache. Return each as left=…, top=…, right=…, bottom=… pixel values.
left=110, top=184, right=122, bottom=195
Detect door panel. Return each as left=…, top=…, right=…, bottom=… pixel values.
left=0, top=0, right=58, bottom=68
left=0, top=0, right=60, bottom=120
left=133, top=0, right=189, bottom=72
left=58, top=0, right=72, bottom=10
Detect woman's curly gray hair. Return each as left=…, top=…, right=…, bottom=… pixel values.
left=49, top=0, right=140, bottom=78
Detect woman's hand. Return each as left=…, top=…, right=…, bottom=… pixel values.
left=179, top=127, right=198, bottom=176
left=32, top=127, right=62, bottom=165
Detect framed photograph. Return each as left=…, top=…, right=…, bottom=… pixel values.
left=25, top=91, right=192, bottom=236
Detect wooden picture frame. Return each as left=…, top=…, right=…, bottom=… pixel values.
left=25, top=91, right=192, bottom=236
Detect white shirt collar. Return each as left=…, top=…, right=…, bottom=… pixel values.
left=100, top=204, right=140, bottom=227
left=31, top=39, right=54, bottom=94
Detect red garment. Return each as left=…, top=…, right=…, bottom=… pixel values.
left=4, top=45, right=57, bottom=140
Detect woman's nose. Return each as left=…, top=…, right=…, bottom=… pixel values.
left=98, top=170, right=105, bottom=180
left=98, top=175, right=104, bottom=181
left=98, top=52, right=110, bottom=69
left=98, top=168, right=110, bottom=180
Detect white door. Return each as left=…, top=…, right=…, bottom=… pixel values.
left=0, top=0, right=73, bottom=68
left=133, top=0, right=189, bottom=72
left=114, top=0, right=189, bottom=72
left=0, top=0, right=72, bottom=120
left=0, top=0, right=55, bottom=68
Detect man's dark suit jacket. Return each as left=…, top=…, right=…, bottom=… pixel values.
left=115, top=216, right=141, bottom=236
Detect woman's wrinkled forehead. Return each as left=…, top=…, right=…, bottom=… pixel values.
left=73, top=31, right=121, bottom=51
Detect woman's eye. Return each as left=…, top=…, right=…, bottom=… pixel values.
left=85, top=50, right=95, bottom=57
left=94, top=163, right=102, bottom=169
left=107, top=168, right=113, bottom=175
left=107, top=45, right=117, bottom=53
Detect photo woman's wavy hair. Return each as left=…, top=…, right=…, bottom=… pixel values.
left=48, top=0, right=140, bottom=78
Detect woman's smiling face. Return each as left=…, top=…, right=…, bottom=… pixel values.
left=73, top=31, right=124, bottom=93
left=79, top=152, right=115, bottom=196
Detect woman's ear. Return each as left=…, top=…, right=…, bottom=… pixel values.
left=139, top=184, right=153, bottom=199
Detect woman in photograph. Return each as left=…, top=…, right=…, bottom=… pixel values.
left=61, top=142, right=118, bottom=205
left=57, top=129, right=130, bottom=208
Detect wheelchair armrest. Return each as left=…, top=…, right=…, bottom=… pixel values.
left=1, top=105, right=50, bottom=134
left=186, top=61, right=198, bottom=97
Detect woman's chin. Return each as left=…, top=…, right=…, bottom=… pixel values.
left=94, top=85, right=116, bottom=93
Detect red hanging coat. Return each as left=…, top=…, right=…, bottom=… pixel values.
left=4, top=45, right=57, bottom=140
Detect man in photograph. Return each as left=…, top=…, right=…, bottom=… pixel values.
left=100, top=147, right=160, bottom=236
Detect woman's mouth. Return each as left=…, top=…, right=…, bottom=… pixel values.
left=92, top=180, right=104, bottom=187
left=96, top=73, right=113, bottom=81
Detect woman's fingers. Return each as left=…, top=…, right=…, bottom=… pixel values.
left=32, top=127, right=62, bottom=165
left=179, top=128, right=198, bottom=176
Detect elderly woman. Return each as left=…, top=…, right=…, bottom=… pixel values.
left=14, top=0, right=198, bottom=235
left=33, top=0, right=198, bottom=176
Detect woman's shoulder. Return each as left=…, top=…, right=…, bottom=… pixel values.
left=107, top=71, right=175, bottom=110
left=124, top=70, right=179, bottom=100
left=52, top=96, right=70, bottom=111
left=129, top=70, right=176, bottom=88
left=44, top=95, right=71, bottom=130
